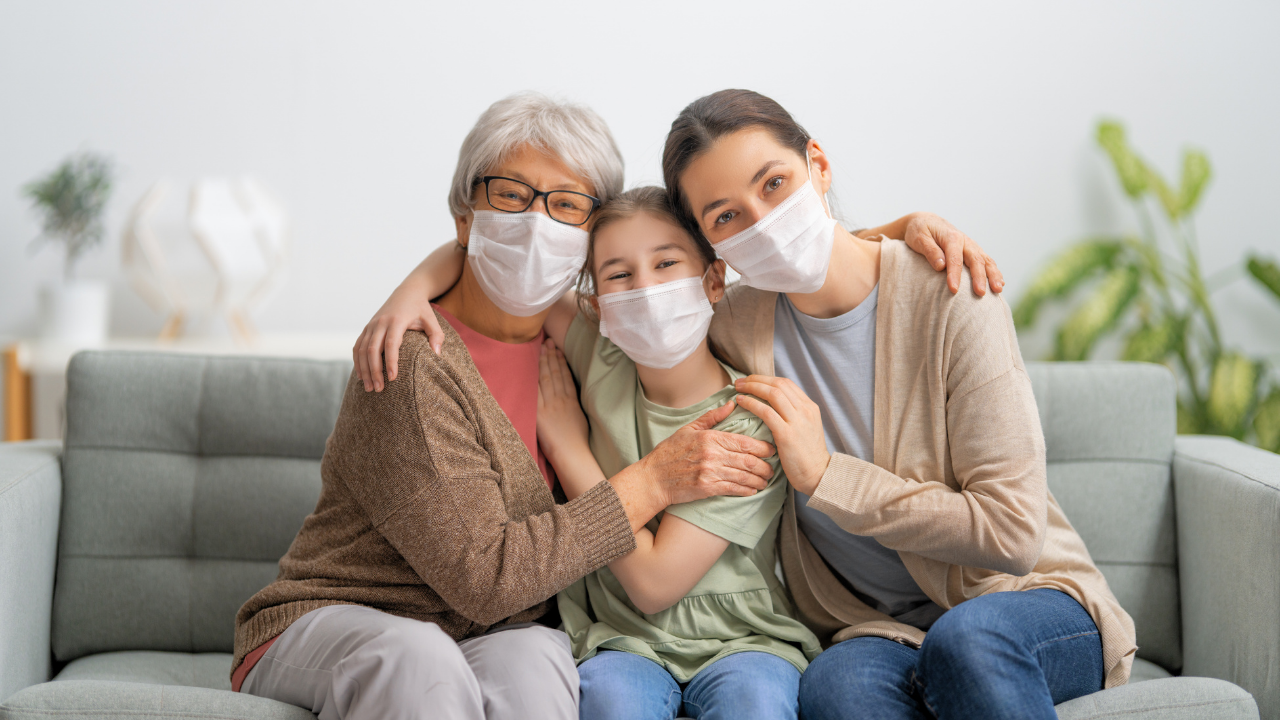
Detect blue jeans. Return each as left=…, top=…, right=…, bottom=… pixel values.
left=799, top=589, right=1104, bottom=720
left=579, top=650, right=801, bottom=720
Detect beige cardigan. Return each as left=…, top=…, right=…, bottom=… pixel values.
left=708, top=239, right=1137, bottom=689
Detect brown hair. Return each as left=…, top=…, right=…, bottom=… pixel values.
left=574, top=185, right=717, bottom=321
left=661, top=89, right=812, bottom=238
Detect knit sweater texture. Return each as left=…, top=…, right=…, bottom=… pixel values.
left=232, top=317, right=637, bottom=676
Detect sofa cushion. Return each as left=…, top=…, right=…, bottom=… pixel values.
left=0, top=650, right=313, bottom=720
left=52, top=352, right=351, bottom=662
left=1128, top=657, right=1173, bottom=684
left=0, top=682, right=311, bottom=720
left=53, top=651, right=235, bottom=690
left=1054, top=676, right=1258, bottom=719
left=1026, top=362, right=1182, bottom=672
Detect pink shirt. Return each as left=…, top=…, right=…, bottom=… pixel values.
left=234, top=308, right=553, bottom=692
left=434, top=305, right=553, bottom=489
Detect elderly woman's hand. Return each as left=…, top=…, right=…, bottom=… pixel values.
left=899, top=212, right=1005, bottom=297
left=733, top=375, right=831, bottom=497
left=631, top=402, right=776, bottom=507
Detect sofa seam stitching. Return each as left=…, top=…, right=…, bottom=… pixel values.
left=1175, top=453, right=1279, bottom=492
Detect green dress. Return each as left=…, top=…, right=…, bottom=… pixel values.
left=556, top=314, right=821, bottom=682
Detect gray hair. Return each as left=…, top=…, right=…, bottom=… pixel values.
left=448, top=92, right=625, bottom=217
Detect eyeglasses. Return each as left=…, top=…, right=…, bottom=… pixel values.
left=474, top=176, right=601, bottom=226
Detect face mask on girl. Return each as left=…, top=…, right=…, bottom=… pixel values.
left=597, top=269, right=715, bottom=370
left=712, top=155, right=837, bottom=294
left=467, top=210, right=589, bottom=317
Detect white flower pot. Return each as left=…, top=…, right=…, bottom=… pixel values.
left=38, top=280, right=110, bottom=347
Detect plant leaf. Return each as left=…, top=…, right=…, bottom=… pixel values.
left=1177, top=400, right=1203, bottom=435
left=1148, top=168, right=1182, bottom=220
left=1096, top=121, right=1149, bottom=199
left=1054, top=266, right=1141, bottom=361
left=1122, top=315, right=1182, bottom=363
left=1013, top=239, right=1124, bottom=328
left=1178, top=149, right=1211, bottom=216
left=1206, top=353, right=1259, bottom=438
left=1253, top=389, right=1280, bottom=453
left=1247, top=255, right=1280, bottom=303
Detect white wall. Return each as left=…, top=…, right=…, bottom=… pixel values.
left=2, top=0, right=1278, bottom=358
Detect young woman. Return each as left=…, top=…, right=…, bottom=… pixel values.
left=533, top=187, right=821, bottom=719
left=663, top=89, right=1137, bottom=720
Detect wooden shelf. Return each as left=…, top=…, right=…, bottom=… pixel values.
left=2, top=334, right=354, bottom=442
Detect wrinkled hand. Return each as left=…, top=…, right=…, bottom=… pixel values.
left=353, top=292, right=446, bottom=393
left=733, top=375, right=831, bottom=496
left=638, top=401, right=776, bottom=506
left=901, top=212, right=1004, bottom=297
left=536, top=340, right=590, bottom=456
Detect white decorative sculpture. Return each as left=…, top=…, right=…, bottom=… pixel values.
left=122, top=177, right=290, bottom=342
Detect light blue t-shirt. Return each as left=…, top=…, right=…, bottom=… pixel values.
left=773, top=286, right=945, bottom=630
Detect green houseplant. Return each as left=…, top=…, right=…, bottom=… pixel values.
left=21, top=152, right=115, bottom=345
left=1014, top=121, right=1280, bottom=452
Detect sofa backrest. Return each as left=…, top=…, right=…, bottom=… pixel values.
left=53, top=351, right=351, bottom=661
left=51, top=352, right=1182, bottom=672
left=1026, top=362, right=1180, bottom=672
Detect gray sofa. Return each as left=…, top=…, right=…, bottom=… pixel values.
left=0, top=351, right=1274, bottom=720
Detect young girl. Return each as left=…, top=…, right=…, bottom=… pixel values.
left=533, top=186, right=820, bottom=720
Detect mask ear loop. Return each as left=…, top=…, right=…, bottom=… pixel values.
left=806, top=148, right=834, bottom=219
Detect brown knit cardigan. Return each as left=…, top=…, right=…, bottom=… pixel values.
left=232, top=318, right=637, bottom=675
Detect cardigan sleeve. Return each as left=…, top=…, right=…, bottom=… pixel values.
left=804, top=290, right=1049, bottom=576
left=334, top=332, right=637, bottom=626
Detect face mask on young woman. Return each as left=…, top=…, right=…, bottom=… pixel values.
left=712, top=156, right=837, bottom=294
left=597, top=271, right=715, bottom=370
left=467, top=211, right=589, bottom=317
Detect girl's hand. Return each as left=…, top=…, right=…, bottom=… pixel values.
left=537, top=339, right=590, bottom=457
left=733, top=375, right=831, bottom=496
left=354, top=287, right=444, bottom=392
left=354, top=242, right=465, bottom=392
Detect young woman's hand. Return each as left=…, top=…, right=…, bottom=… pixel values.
left=733, top=375, right=831, bottom=496
left=536, top=339, right=590, bottom=457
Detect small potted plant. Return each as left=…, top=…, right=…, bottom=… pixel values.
left=22, top=152, right=115, bottom=346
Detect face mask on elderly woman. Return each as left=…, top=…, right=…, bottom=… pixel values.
left=466, top=210, right=589, bottom=317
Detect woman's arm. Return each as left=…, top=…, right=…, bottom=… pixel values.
left=733, top=294, right=1047, bottom=577
left=537, top=342, right=730, bottom=613
left=341, top=334, right=636, bottom=627
left=356, top=214, right=1002, bottom=390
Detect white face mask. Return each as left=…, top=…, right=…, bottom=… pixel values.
left=597, top=272, right=715, bottom=370
left=713, top=156, right=837, bottom=294
left=467, top=210, right=588, bottom=317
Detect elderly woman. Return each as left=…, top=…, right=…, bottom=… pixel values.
left=231, top=94, right=783, bottom=720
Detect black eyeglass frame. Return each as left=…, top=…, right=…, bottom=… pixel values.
left=473, top=176, right=602, bottom=226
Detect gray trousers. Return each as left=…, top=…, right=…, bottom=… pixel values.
left=240, top=605, right=579, bottom=720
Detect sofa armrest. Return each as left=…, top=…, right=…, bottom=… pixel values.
left=0, top=441, right=61, bottom=703
left=1174, top=435, right=1279, bottom=718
